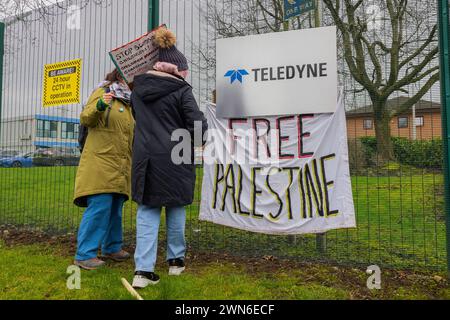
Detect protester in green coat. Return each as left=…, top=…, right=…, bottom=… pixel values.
left=73, top=69, right=135, bottom=270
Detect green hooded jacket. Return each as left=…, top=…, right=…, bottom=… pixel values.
left=74, top=87, right=135, bottom=207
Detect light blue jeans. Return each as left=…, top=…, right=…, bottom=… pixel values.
left=75, top=193, right=125, bottom=261
left=134, top=205, right=186, bottom=272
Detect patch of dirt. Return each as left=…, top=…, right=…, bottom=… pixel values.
left=0, top=225, right=448, bottom=300
left=187, top=251, right=449, bottom=299
left=0, top=225, right=77, bottom=252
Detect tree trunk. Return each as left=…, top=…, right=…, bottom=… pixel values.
left=373, top=102, right=395, bottom=161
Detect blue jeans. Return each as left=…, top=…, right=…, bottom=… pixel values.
left=75, top=193, right=125, bottom=261
left=134, top=205, right=186, bottom=272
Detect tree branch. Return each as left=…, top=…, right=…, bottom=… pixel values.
left=390, top=72, right=440, bottom=117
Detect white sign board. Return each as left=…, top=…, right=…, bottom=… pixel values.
left=216, top=26, right=338, bottom=118
left=199, top=97, right=356, bottom=235
left=109, top=27, right=161, bottom=83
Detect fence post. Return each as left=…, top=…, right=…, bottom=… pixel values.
left=316, top=232, right=326, bottom=254
left=148, top=0, right=160, bottom=31
left=0, top=22, right=5, bottom=142
left=437, top=0, right=450, bottom=277
left=314, top=0, right=327, bottom=255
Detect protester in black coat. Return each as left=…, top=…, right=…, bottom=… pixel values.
left=131, top=28, right=208, bottom=289
left=131, top=71, right=206, bottom=207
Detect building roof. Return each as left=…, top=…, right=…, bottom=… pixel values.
left=35, top=114, right=80, bottom=124
left=346, top=96, right=441, bottom=117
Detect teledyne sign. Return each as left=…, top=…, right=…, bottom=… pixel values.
left=216, top=26, right=338, bottom=118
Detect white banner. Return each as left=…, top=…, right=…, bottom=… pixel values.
left=199, top=97, right=356, bottom=235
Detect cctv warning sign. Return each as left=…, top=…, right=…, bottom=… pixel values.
left=43, top=59, right=82, bottom=107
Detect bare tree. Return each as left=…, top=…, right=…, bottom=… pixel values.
left=323, top=0, right=439, bottom=160
left=197, top=0, right=438, bottom=160
left=189, top=0, right=314, bottom=97
left=0, top=1, right=108, bottom=34
left=1, top=1, right=73, bottom=23
left=1, top=0, right=109, bottom=58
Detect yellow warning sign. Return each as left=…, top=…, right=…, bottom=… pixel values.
left=43, top=59, right=82, bottom=107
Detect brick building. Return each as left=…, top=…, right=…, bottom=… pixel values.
left=346, top=97, right=442, bottom=140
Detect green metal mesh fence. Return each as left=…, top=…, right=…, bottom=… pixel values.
left=0, top=0, right=448, bottom=271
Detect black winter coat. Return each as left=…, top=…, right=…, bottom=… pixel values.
left=131, top=71, right=208, bottom=207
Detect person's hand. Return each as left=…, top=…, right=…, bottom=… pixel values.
left=102, top=92, right=114, bottom=105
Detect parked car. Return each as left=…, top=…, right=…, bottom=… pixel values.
left=0, top=150, right=20, bottom=159
left=0, top=152, right=33, bottom=168
left=32, top=148, right=80, bottom=167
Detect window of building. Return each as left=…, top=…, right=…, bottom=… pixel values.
left=36, top=120, right=57, bottom=138
left=21, top=120, right=27, bottom=135
left=61, top=122, right=79, bottom=140
left=414, top=116, right=424, bottom=127
left=363, top=119, right=373, bottom=130
left=398, top=117, right=409, bottom=129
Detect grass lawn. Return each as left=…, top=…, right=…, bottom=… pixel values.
left=0, top=239, right=448, bottom=300
left=0, top=166, right=447, bottom=270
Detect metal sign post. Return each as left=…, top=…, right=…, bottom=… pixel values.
left=0, top=22, right=4, bottom=142
left=437, top=0, right=450, bottom=276
left=148, top=0, right=160, bottom=31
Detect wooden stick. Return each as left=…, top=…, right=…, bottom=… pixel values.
left=121, top=278, right=144, bottom=301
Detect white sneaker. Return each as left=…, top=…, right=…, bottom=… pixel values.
left=168, top=258, right=186, bottom=276
left=132, top=271, right=160, bottom=289
left=169, top=266, right=186, bottom=276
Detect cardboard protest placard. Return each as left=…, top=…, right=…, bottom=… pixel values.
left=109, top=25, right=165, bottom=83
